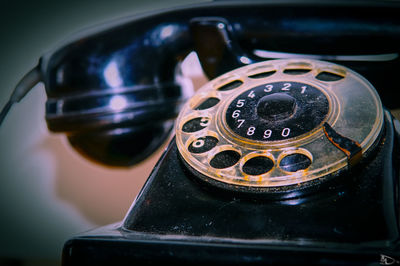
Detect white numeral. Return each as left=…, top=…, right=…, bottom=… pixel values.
left=192, top=139, right=205, bottom=148
left=263, top=129, right=272, bottom=139
left=301, top=86, right=307, bottom=94
left=200, top=117, right=209, bottom=126
left=237, top=119, right=245, bottom=128
left=248, top=90, right=255, bottom=98
left=282, top=128, right=290, bottom=137
left=232, top=110, right=240, bottom=118
left=282, top=83, right=291, bottom=91
left=236, top=99, right=245, bottom=107
left=264, top=84, right=273, bottom=92
left=247, top=126, right=256, bottom=136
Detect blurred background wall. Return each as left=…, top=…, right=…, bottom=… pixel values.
left=0, top=0, right=207, bottom=265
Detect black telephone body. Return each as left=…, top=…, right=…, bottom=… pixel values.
left=4, top=0, right=400, bottom=265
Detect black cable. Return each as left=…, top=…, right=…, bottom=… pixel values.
left=0, top=65, right=42, bottom=125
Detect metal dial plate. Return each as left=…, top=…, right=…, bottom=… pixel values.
left=175, top=59, right=383, bottom=189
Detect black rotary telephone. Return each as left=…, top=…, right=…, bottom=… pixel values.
left=1, top=0, right=400, bottom=265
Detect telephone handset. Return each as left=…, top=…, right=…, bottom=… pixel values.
left=1, top=0, right=400, bottom=265
left=2, top=0, right=399, bottom=167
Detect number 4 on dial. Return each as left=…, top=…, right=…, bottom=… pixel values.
left=248, top=90, right=255, bottom=98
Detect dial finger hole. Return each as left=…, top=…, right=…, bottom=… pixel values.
left=216, top=80, right=243, bottom=91
left=315, top=71, right=345, bottom=82
left=248, top=70, right=276, bottom=79
left=188, top=136, right=218, bottom=154
left=182, top=117, right=210, bottom=133
left=283, top=62, right=312, bottom=75
left=279, top=153, right=312, bottom=172
left=209, top=149, right=241, bottom=169
left=194, top=97, right=220, bottom=110
left=242, top=156, right=274, bottom=175
left=283, top=68, right=311, bottom=75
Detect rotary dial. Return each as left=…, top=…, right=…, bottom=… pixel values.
left=175, top=59, right=383, bottom=192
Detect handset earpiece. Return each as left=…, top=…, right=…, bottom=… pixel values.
left=1, top=5, right=198, bottom=167
left=39, top=12, right=194, bottom=166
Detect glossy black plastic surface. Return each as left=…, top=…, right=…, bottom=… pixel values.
left=67, top=121, right=173, bottom=166
left=41, top=1, right=400, bottom=107
left=40, top=0, right=400, bottom=166
left=62, top=112, right=400, bottom=265
left=124, top=116, right=398, bottom=242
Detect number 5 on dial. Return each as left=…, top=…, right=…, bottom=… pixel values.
left=236, top=99, right=245, bottom=107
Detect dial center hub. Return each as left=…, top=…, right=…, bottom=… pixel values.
left=256, top=93, right=296, bottom=121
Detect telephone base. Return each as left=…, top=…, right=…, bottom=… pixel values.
left=62, top=111, right=400, bottom=265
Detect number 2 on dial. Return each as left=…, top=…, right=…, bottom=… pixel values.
left=282, top=83, right=291, bottom=91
